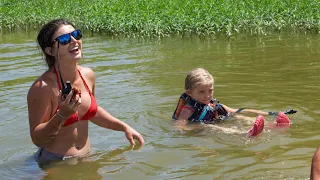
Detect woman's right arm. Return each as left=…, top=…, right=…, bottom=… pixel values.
left=27, top=81, right=67, bottom=147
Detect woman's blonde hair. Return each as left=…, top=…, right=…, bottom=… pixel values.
left=185, top=68, right=214, bottom=90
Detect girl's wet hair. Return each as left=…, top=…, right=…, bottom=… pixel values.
left=185, top=68, right=214, bottom=90
left=37, top=19, right=75, bottom=69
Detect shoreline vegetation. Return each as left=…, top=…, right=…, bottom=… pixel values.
left=1, top=0, right=320, bottom=38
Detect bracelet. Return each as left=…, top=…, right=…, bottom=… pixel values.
left=56, top=110, right=68, bottom=119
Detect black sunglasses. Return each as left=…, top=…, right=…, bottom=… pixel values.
left=51, top=29, right=82, bottom=46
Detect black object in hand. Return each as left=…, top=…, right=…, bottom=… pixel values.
left=283, top=109, right=297, bottom=114
left=268, top=109, right=297, bottom=116
left=62, top=81, right=72, bottom=95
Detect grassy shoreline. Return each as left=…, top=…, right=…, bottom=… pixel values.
left=1, top=0, right=320, bottom=37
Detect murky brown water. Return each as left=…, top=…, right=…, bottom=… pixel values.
left=1, top=31, right=319, bottom=179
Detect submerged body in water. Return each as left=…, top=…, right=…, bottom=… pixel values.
left=172, top=68, right=292, bottom=136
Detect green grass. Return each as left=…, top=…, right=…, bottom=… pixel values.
left=1, top=0, right=320, bottom=37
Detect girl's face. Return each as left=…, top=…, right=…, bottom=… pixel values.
left=186, top=83, right=213, bottom=104
left=51, top=25, right=82, bottom=62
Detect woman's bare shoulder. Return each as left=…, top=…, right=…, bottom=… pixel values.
left=27, top=70, right=57, bottom=99
left=78, top=66, right=95, bottom=81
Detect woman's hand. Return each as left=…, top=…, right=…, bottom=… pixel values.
left=58, top=89, right=81, bottom=118
left=124, top=125, right=145, bottom=146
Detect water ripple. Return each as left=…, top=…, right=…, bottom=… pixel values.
left=0, top=33, right=318, bottom=179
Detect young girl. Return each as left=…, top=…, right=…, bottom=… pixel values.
left=172, top=68, right=292, bottom=136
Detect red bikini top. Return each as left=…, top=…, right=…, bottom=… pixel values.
left=53, top=67, right=98, bottom=126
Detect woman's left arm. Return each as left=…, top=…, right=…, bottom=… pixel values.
left=85, top=67, right=144, bottom=146
left=90, top=107, right=145, bottom=146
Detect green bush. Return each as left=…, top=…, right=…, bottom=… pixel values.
left=1, top=0, right=319, bottom=37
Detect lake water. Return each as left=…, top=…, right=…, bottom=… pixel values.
left=0, top=31, right=319, bottom=179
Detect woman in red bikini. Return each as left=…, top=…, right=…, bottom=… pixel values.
left=27, top=19, right=144, bottom=165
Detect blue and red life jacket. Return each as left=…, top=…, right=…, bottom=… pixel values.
left=172, top=93, right=229, bottom=124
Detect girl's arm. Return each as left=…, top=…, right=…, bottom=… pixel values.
left=221, top=104, right=269, bottom=115
left=175, top=107, right=201, bottom=130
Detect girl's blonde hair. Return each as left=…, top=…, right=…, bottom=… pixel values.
left=185, top=68, right=214, bottom=90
